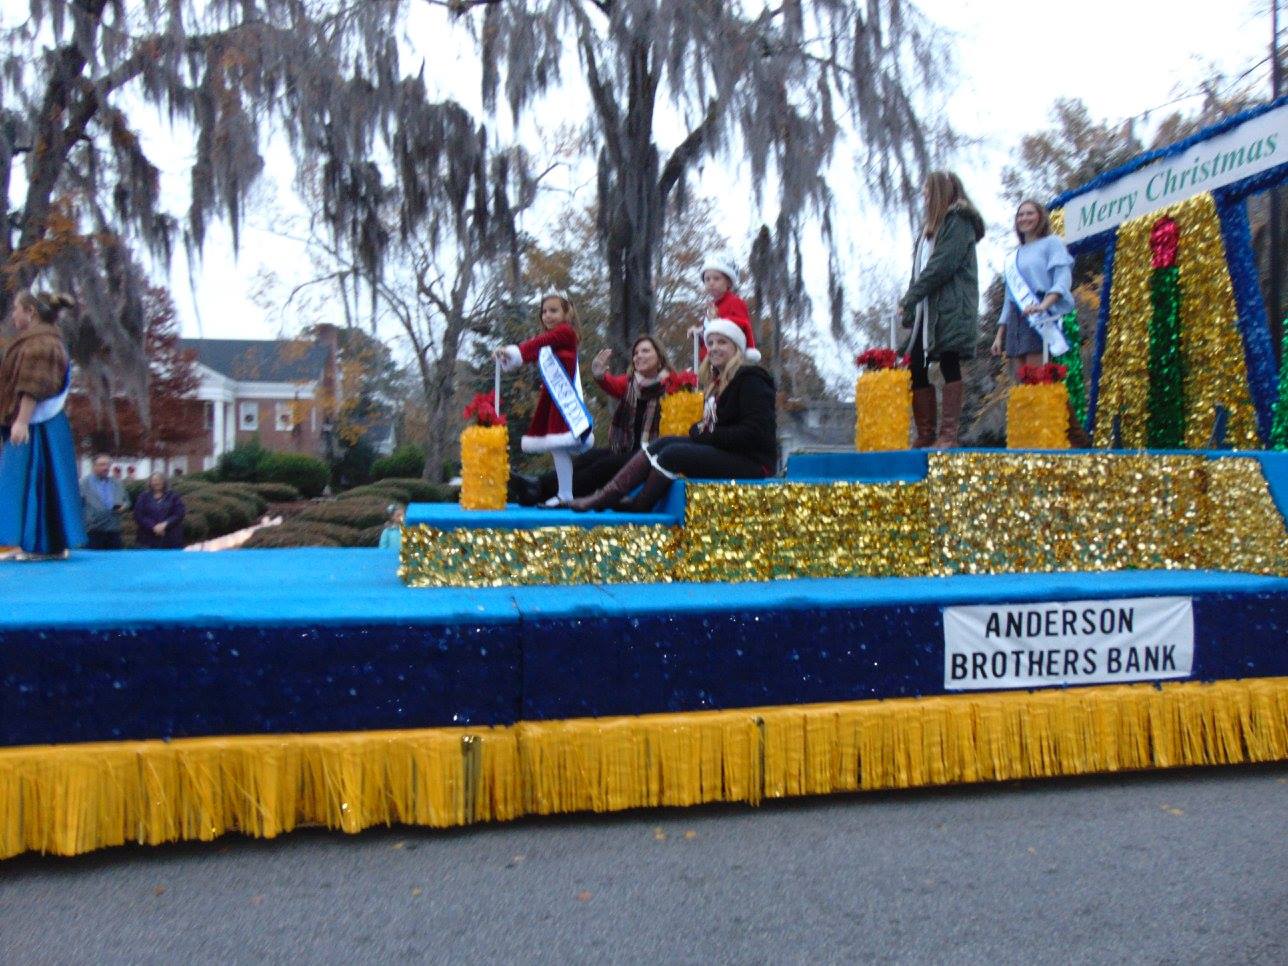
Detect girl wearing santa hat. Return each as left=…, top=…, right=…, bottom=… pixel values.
left=494, top=293, right=594, bottom=507
left=570, top=320, right=775, bottom=513
left=686, top=254, right=762, bottom=366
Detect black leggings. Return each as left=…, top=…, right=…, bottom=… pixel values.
left=538, top=448, right=632, bottom=500
left=648, top=436, right=767, bottom=479
left=909, top=340, right=961, bottom=390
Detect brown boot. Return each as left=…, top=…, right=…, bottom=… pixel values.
left=911, top=386, right=937, bottom=448
left=569, top=450, right=651, bottom=511
left=933, top=380, right=964, bottom=448
left=618, top=469, right=673, bottom=513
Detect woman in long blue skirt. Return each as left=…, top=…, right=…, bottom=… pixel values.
left=0, top=291, right=87, bottom=560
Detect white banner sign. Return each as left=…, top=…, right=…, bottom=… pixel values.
left=1061, top=103, right=1286, bottom=243
left=943, top=596, right=1194, bottom=691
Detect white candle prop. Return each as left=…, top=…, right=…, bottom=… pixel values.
left=493, top=358, right=501, bottom=413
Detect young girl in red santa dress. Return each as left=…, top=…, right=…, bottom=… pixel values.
left=686, top=254, right=761, bottom=366
left=494, top=293, right=593, bottom=507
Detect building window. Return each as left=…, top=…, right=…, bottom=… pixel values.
left=239, top=401, right=259, bottom=431
left=275, top=401, right=295, bottom=431
left=203, top=401, right=214, bottom=430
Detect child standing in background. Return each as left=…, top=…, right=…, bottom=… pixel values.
left=495, top=293, right=593, bottom=507
left=688, top=254, right=761, bottom=365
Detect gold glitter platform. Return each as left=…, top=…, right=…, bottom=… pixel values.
left=400, top=452, right=1288, bottom=588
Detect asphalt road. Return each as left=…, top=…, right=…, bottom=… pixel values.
left=1, top=765, right=1284, bottom=964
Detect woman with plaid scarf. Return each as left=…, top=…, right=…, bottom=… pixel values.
left=516, top=335, right=672, bottom=506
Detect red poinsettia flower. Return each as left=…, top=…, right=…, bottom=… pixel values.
left=855, top=348, right=901, bottom=371
left=663, top=370, right=699, bottom=394
left=1017, top=363, right=1068, bottom=385
left=463, top=392, right=506, bottom=426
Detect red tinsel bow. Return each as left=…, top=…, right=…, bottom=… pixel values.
left=855, top=348, right=900, bottom=370
left=663, top=370, right=699, bottom=394
left=1150, top=217, right=1179, bottom=269
left=463, top=392, right=506, bottom=426
left=1017, top=363, right=1068, bottom=385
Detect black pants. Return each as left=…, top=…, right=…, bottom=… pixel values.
left=86, top=530, right=124, bottom=550
left=910, top=341, right=961, bottom=390
left=537, top=448, right=634, bottom=500
left=648, top=436, right=767, bottom=480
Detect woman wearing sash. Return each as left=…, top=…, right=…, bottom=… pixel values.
left=991, top=199, right=1074, bottom=371
left=0, top=291, right=87, bottom=559
left=495, top=293, right=593, bottom=507
left=899, top=171, right=985, bottom=448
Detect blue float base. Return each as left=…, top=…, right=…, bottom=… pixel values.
left=2, top=548, right=1286, bottom=748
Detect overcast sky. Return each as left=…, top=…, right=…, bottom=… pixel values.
left=163, top=0, right=1272, bottom=373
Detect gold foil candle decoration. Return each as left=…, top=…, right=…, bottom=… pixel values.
left=659, top=371, right=705, bottom=437
left=459, top=393, right=509, bottom=510
left=853, top=349, right=912, bottom=451
left=1007, top=362, right=1071, bottom=450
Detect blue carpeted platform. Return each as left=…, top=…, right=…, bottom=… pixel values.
left=2, top=549, right=1286, bottom=748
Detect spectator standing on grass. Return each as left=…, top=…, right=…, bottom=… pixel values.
left=133, top=472, right=186, bottom=549
left=80, top=453, right=130, bottom=549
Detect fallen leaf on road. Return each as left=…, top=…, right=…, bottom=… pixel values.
left=392, top=841, right=405, bottom=850
left=684, top=830, right=697, bottom=841
left=505, top=854, right=525, bottom=868
left=576, top=890, right=592, bottom=902
left=653, top=827, right=667, bottom=842
left=1161, top=804, right=1184, bottom=816
left=250, top=895, right=265, bottom=906
left=153, top=885, right=166, bottom=897
left=411, top=887, right=423, bottom=897
left=1026, top=847, right=1036, bottom=855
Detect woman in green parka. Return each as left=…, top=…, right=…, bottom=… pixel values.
left=898, top=171, right=986, bottom=448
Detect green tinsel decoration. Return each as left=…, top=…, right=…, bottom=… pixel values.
left=1272, top=323, right=1288, bottom=450
left=1146, top=265, right=1185, bottom=448
left=1055, top=310, right=1086, bottom=426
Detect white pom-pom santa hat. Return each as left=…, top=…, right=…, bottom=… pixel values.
left=700, top=255, right=739, bottom=288
left=703, top=318, right=761, bottom=364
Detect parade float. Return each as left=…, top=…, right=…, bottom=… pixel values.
left=1, top=101, right=1286, bottom=859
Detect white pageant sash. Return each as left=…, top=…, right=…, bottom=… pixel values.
left=537, top=346, right=593, bottom=442
left=1004, top=252, right=1070, bottom=356
left=29, top=367, right=71, bottom=424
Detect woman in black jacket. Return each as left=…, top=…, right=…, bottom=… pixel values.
left=571, top=319, right=776, bottom=512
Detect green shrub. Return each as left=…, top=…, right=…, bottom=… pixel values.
left=171, top=477, right=212, bottom=497
left=206, top=483, right=267, bottom=516
left=185, top=497, right=230, bottom=535
left=332, top=438, right=376, bottom=490
left=296, top=497, right=390, bottom=530
left=260, top=452, right=329, bottom=498
left=216, top=439, right=270, bottom=482
left=182, top=469, right=218, bottom=483
left=371, top=444, right=425, bottom=481
left=124, top=478, right=148, bottom=501
left=341, top=477, right=451, bottom=504
left=246, top=482, right=302, bottom=503
left=356, top=524, right=385, bottom=548
left=182, top=513, right=210, bottom=544
left=242, top=525, right=346, bottom=549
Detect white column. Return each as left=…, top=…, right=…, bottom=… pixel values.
left=212, top=400, right=225, bottom=459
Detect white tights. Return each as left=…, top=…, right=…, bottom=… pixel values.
left=551, top=449, right=574, bottom=502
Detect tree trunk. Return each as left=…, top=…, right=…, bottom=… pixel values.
left=603, top=38, right=662, bottom=351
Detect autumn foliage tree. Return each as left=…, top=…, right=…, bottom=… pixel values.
left=68, top=287, right=203, bottom=464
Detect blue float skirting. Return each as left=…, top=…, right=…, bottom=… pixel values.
left=1, top=549, right=1286, bottom=748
